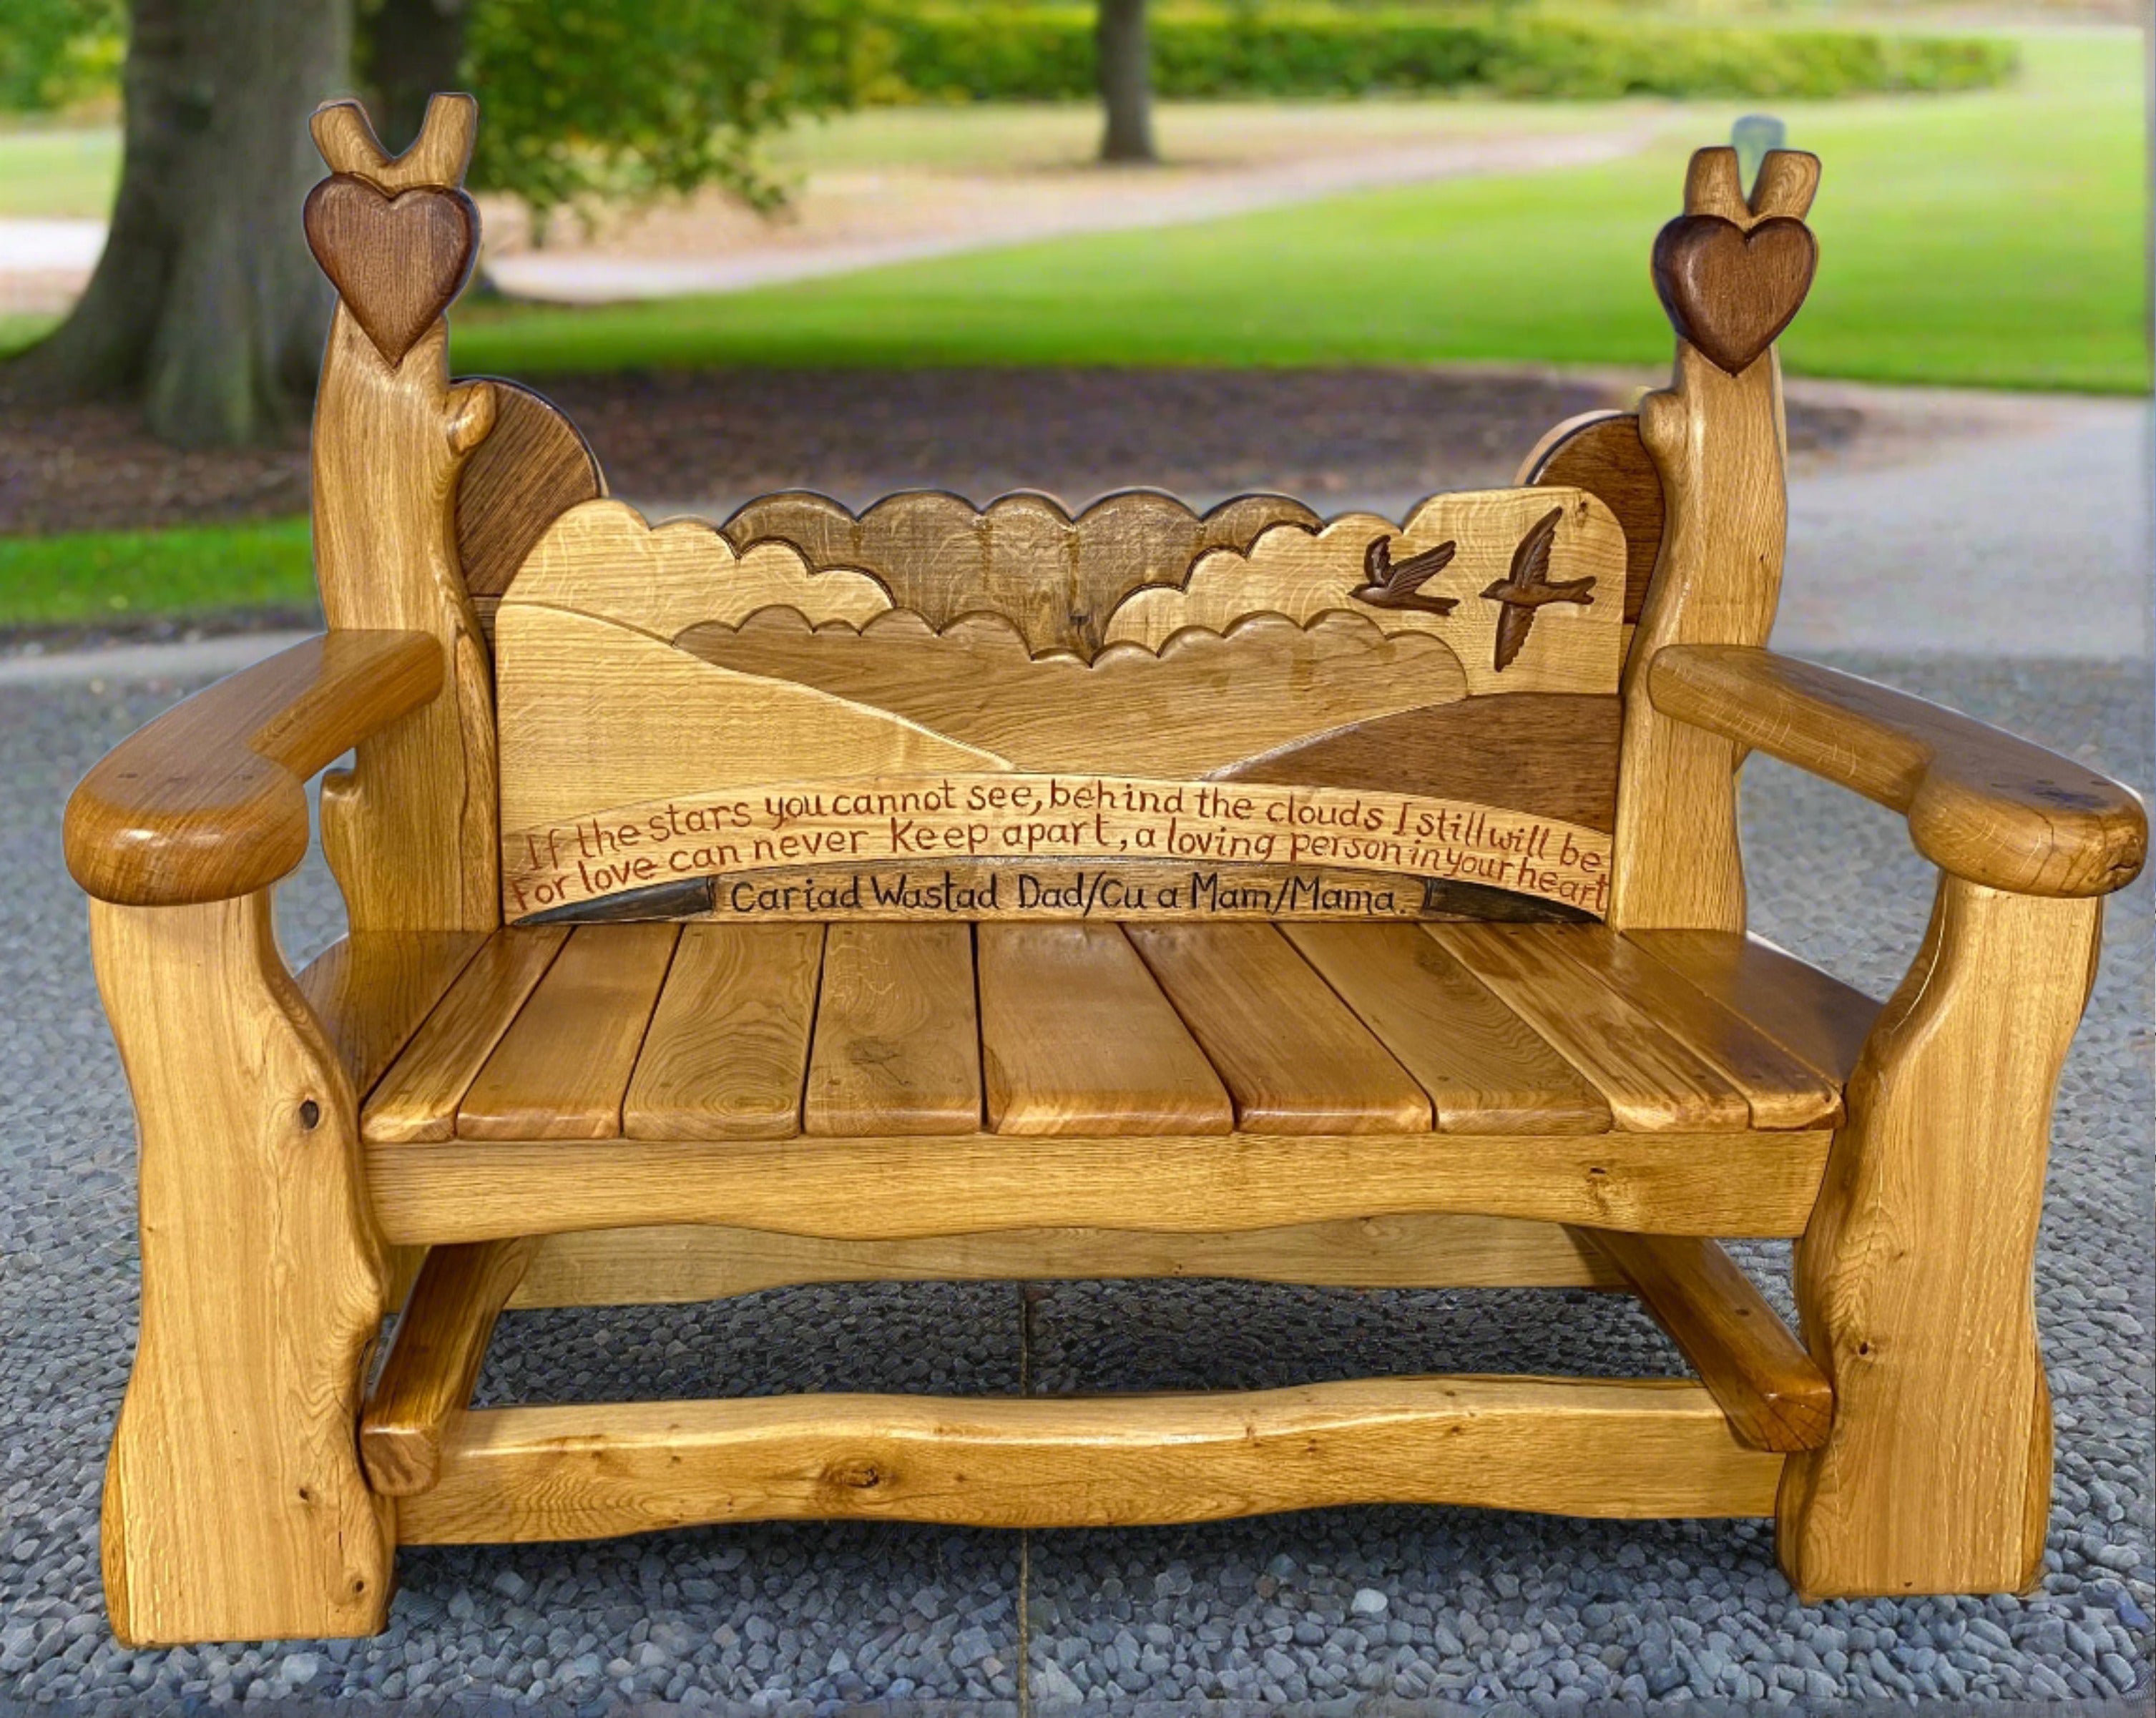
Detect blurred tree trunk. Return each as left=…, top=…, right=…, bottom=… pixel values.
left=1097, top=0, right=1155, bottom=164
left=362, top=0, right=466, bottom=152
left=4, top=0, right=351, bottom=448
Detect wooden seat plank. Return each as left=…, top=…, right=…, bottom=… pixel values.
left=363, top=928, right=569, bottom=1143
left=803, top=924, right=981, bottom=1136
left=1428, top=925, right=1749, bottom=1132
left=1626, top=931, right=1881, bottom=1084
left=1285, top=923, right=1612, bottom=1134
left=976, top=923, right=1231, bottom=1135
left=1542, top=928, right=1843, bottom=1129
left=1127, top=924, right=1432, bottom=1133
left=623, top=924, right=825, bottom=1141
left=457, top=924, right=680, bottom=1142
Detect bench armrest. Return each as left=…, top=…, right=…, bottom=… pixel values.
left=1647, top=644, right=2147, bottom=898
left=65, top=631, right=445, bottom=907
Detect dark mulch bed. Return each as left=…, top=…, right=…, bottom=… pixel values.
left=0, top=367, right=1863, bottom=538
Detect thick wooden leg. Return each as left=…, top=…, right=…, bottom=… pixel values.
left=93, top=895, right=393, bottom=1646
left=1778, top=876, right=2099, bottom=1598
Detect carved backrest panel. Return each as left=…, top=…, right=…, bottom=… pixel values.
left=494, top=486, right=1627, bottom=926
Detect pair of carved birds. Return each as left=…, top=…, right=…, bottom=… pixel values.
left=1350, top=506, right=1591, bottom=670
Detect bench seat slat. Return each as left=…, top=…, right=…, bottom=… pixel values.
left=624, top=924, right=825, bottom=1141
left=1284, top=923, right=1612, bottom=1134
left=1128, top=924, right=1433, bottom=1133
left=458, top=924, right=679, bottom=1141
left=977, top=923, right=1231, bottom=1135
left=804, top=924, right=981, bottom=1136
left=1627, top=931, right=1880, bottom=1084
left=1429, top=924, right=1750, bottom=1132
left=363, top=928, right=569, bottom=1144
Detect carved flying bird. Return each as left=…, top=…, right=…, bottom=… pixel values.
left=1481, top=506, right=1594, bottom=672
left=1351, top=535, right=1459, bottom=615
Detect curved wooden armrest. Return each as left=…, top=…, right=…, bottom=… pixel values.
left=1647, top=644, right=2147, bottom=898
left=65, top=632, right=445, bottom=907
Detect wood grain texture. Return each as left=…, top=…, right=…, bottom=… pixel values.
left=1649, top=646, right=2147, bottom=898
left=1516, top=411, right=1665, bottom=627
left=64, top=631, right=441, bottom=907
left=309, top=93, right=499, bottom=936
left=1101, top=488, right=1626, bottom=699
left=361, top=1238, right=535, bottom=1496
left=398, top=1376, right=1785, bottom=1543
left=364, top=1128, right=1834, bottom=1247
left=1626, top=930, right=1879, bottom=1084
left=302, top=175, right=477, bottom=365
left=976, top=923, right=1231, bottom=1134
left=1608, top=147, right=1824, bottom=932
left=1127, top=924, right=1431, bottom=1133
left=93, top=894, right=391, bottom=1645
left=507, top=1214, right=1628, bottom=1307
left=1283, top=923, right=1611, bottom=1134
left=362, top=928, right=569, bottom=1144
left=456, top=381, right=606, bottom=601
left=1539, top=927, right=1842, bottom=1129
left=1651, top=213, right=1817, bottom=377
left=1779, top=878, right=2100, bottom=1598
left=722, top=488, right=1323, bottom=659
left=803, top=924, right=981, bottom=1135
left=1587, top=1231, right=1831, bottom=1453
left=1429, top=925, right=1749, bottom=1132
left=457, top=924, right=679, bottom=1141
left=297, top=931, right=487, bottom=1095
left=623, top=923, right=825, bottom=1140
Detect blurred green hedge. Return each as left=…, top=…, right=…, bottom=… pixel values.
left=867, top=5, right=2017, bottom=102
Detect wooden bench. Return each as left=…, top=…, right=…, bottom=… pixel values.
left=64, top=94, right=2146, bottom=1646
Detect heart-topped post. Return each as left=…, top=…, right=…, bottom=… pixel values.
left=1609, top=143, right=1821, bottom=934
left=304, top=92, right=503, bottom=936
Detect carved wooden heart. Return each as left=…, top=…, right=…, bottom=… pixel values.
left=303, top=175, right=478, bottom=365
left=1651, top=214, right=1817, bottom=375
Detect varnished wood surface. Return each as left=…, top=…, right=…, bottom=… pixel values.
left=1128, top=924, right=1431, bottom=1133
left=1431, top=926, right=1750, bottom=1132
left=976, top=923, right=1231, bottom=1134
left=298, top=931, right=486, bottom=1096
left=94, top=895, right=391, bottom=1645
left=1517, top=411, right=1665, bottom=627
left=1650, top=645, right=2147, bottom=898
left=362, top=928, right=568, bottom=1143
left=1627, top=931, right=1878, bottom=1084
left=398, top=1377, right=1785, bottom=1543
left=1781, top=878, right=2099, bottom=1598
left=1587, top=1231, right=1832, bottom=1453
left=64, top=632, right=441, bottom=907
left=1284, top=923, right=1612, bottom=1134
left=1651, top=209, right=1818, bottom=377
left=1543, top=928, right=1841, bottom=1129
left=624, top=924, right=825, bottom=1141
left=360, top=1238, right=535, bottom=1496
left=803, top=925, right=981, bottom=1136
left=364, top=1126, right=1834, bottom=1247
left=456, top=380, right=605, bottom=600
left=303, top=175, right=479, bottom=366
left=508, top=1214, right=1628, bottom=1307
left=457, top=924, right=678, bottom=1141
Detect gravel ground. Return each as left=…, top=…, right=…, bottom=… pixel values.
left=0, top=654, right=2148, bottom=1716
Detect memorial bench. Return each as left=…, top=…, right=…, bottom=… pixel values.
left=64, top=94, right=2147, bottom=1646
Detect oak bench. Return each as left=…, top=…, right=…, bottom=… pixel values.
left=64, top=94, right=2146, bottom=1645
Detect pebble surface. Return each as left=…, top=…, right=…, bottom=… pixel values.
left=1, top=653, right=2147, bottom=1714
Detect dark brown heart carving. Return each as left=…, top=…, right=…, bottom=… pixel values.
left=303, top=175, right=478, bottom=365
left=1651, top=214, right=1818, bottom=375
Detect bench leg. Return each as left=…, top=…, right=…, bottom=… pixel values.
left=92, top=895, right=393, bottom=1646
left=1778, top=876, right=2099, bottom=1599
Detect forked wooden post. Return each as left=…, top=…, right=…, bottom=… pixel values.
left=1612, top=146, right=1819, bottom=931
left=94, top=894, right=393, bottom=1645
left=1778, top=878, right=2101, bottom=1597
left=306, top=93, right=500, bottom=934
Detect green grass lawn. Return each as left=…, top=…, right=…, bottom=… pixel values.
left=0, top=518, right=316, bottom=628
left=0, top=121, right=118, bottom=217
left=454, top=29, right=2147, bottom=392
